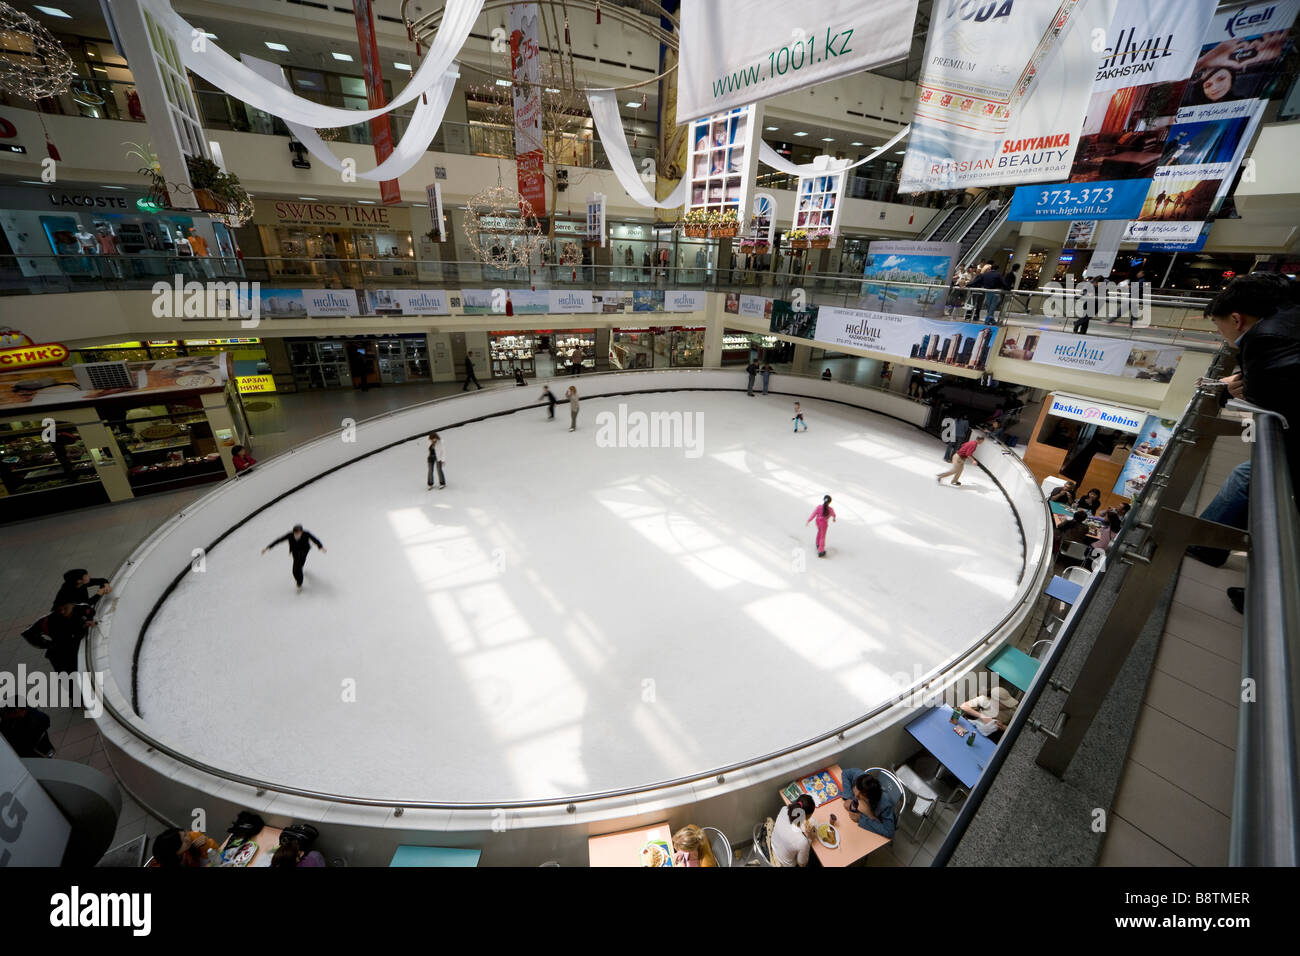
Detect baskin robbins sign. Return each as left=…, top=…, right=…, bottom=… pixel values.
left=1048, top=394, right=1147, bottom=434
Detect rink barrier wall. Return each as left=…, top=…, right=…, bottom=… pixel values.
left=90, top=369, right=1053, bottom=865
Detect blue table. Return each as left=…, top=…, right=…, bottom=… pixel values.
left=389, top=846, right=481, bottom=867
left=904, top=707, right=998, bottom=790
left=1049, top=501, right=1074, bottom=517
left=1046, top=575, right=1083, bottom=605
left=986, top=645, right=1040, bottom=693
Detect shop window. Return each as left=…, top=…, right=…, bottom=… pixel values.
left=0, top=420, right=100, bottom=497
left=103, top=397, right=224, bottom=493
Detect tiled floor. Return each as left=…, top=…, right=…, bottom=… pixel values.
left=1099, top=432, right=1248, bottom=866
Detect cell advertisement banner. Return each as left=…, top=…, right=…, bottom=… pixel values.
left=665, top=290, right=707, bottom=313
left=998, top=329, right=1184, bottom=381
left=676, top=0, right=919, bottom=123
left=1114, top=414, right=1178, bottom=498
left=859, top=240, right=960, bottom=318
left=365, top=289, right=449, bottom=316
left=900, top=0, right=1120, bottom=193
left=1008, top=0, right=1219, bottom=221
left=1122, top=0, right=1299, bottom=244
left=509, top=3, right=546, bottom=217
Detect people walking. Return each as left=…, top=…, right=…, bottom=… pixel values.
left=746, top=359, right=759, bottom=396
left=426, top=432, right=446, bottom=489
left=760, top=362, right=773, bottom=394
left=462, top=354, right=483, bottom=391
left=806, top=495, right=837, bottom=558
left=566, top=385, right=580, bottom=431
left=792, top=402, right=807, bottom=432
left=937, top=434, right=984, bottom=486
left=262, top=525, right=326, bottom=590
left=540, top=385, right=557, bottom=420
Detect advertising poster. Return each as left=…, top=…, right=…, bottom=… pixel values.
left=769, top=298, right=819, bottom=340
left=815, top=306, right=999, bottom=370
left=593, top=291, right=632, bottom=314
left=793, top=171, right=846, bottom=239
left=1123, top=0, right=1299, bottom=244
left=0, top=354, right=228, bottom=410
left=548, top=290, right=593, bottom=314
left=1113, top=414, right=1178, bottom=499
left=633, top=290, right=665, bottom=312
left=365, top=289, right=449, bottom=316
left=740, top=294, right=772, bottom=319
left=1066, top=219, right=1097, bottom=247
left=249, top=289, right=360, bottom=318
left=1008, top=0, right=1219, bottom=221
left=859, top=240, right=960, bottom=318
left=686, top=105, right=756, bottom=221
left=459, top=289, right=496, bottom=315
left=900, top=0, right=1120, bottom=193
left=586, top=193, right=606, bottom=247
left=509, top=290, right=550, bottom=314
left=426, top=182, right=446, bottom=242
left=509, top=3, right=546, bottom=217
left=665, top=290, right=707, bottom=313
left=677, top=0, right=918, bottom=123
left=998, top=329, right=1184, bottom=381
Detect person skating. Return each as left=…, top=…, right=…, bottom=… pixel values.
left=792, top=401, right=807, bottom=432
left=806, top=495, right=837, bottom=557
left=426, top=432, right=446, bottom=489
left=937, top=434, right=984, bottom=486
left=462, top=354, right=483, bottom=391
left=540, top=385, right=557, bottom=420
left=566, top=385, right=580, bottom=431
left=262, top=525, right=326, bottom=590
left=745, top=359, right=759, bottom=396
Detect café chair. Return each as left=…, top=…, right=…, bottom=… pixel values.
left=702, top=826, right=733, bottom=867
left=892, top=762, right=938, bottom=841
left=1041, top=476, right=1068, bottom=498
left=863, top=767, right=907, bottom=825
left=1059, top=540, right=1090, bottom=567
left=1063, top=566, right=1093, bottom=586
left=745, top=820, right=774, bottom=867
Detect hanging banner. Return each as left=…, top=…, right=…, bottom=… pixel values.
left=794, top=169, right=847, bottom=243
left=900, top=0, right=1120, bottom=194
left=1122, top=0, right=1299, bottom=244
left=676, top=0, right=919, bottom=123
left=998, top=329, right=1184, bottom=380
left=804, top=306, right=1001, bottom=371
left=1083, top=219, right=1126, bottom=277
left=1066, top=219, right=1097, bottom=247
left=352, top=0, right=401, bottom=204
left=509, top=3, right=546, bottom=217
left=1045, top=393, right=1148, bottom=432
left=687, top=105, right=757, bottom=221
left=1008, top=0, right=1219, bottom=221
left=665, top=290, right=707, bottom=313
left=365, top=289, right=449, bottom=316
left=1114, top=414, right=1178, bottom=498
left=859, top=240, right=960, bottom=318
left=548, top=290, right=593, bottom=313
left=426, top=183, right=446, bottom=242
left=586, top=193, right=606, bottom=247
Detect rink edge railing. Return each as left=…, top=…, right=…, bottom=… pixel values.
left=88, top=369, right=1055, bottom=812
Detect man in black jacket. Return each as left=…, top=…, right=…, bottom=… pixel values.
left=969, top=263, right=1004, bottom=323
left=43, top=602, right=92, bottom=675
left=462, top=354, right=483, bottom=391
left=51, top=568, right=111, bottom=611
left=262, top=525, right=326, bottom=590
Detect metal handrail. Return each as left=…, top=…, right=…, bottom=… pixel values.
left=90, top=368, right=1052, bottom=812
left=1232, top=407, right=1300, bottom=866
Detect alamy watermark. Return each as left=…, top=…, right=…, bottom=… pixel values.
left=1040, top=275, right=1151, bottom=328
left=595, top=403, right=704, bottom=459
left=151, top=275, right=262, bottom=329
left=0, top=667, right=104, bottom=718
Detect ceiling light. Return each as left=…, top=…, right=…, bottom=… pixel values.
left=332, top=52, right=353, bottom=62
left=199, top=31, right=217, bottom=40
left=793, top=131, right=808, bottom=137
left=34, top=6, right=71, bottom=18
left=495, top=79, right=512, bottom=87
left=265, top=42, right=289, bottom=52
left=821, top=137, right=835, bottom=142
left=895, top=150, right=906, bottom=155
left=101, top=185, right=125, bottom=189
left=298, top=197, right=319, bottom=200
left=625, top=101, right=642, bottom=108
left=766, top=126, right=779, bottom=131
left=394, top=62, right=412, bottom=72
left=850, top=141, right=864, bottom=146
left=357, top=200, right=376, bottom=204
left=546, top=87, right=560, bottom=93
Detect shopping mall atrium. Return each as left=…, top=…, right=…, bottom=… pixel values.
left=0, top=0, right=1296, bottom=889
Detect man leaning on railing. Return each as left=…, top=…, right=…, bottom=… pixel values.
left=1187, top=273, right=1300, bottom=611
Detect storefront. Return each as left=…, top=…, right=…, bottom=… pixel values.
left=247, top=199, right=417, bottom=281
left=489, top=332, right=538, bottom=378
left=285, top=334, right=430, bottom=390
left=721, top=330, right=780, bottom=365
left=608, top=327, right=704, bottom=369
left=1021, top=392, right=1151, bottom=510
left=0, top=183, right=239, bottom=281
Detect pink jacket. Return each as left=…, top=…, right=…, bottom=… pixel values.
left=808, top=506, right=836, bottom=526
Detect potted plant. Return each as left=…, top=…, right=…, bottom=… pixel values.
left=810, top=228, right=832, bottom=249
left=683, top=209, right=709, bottom=238
left=788, top=228, right=809, bottom=250
left=185, top=155, right=252, bottom=220
left=124, top=141, right=170, bottom=209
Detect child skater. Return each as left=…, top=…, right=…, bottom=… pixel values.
left=792, top=402, right=807, bottom=432
left=806, top=495, right=836, bottom=557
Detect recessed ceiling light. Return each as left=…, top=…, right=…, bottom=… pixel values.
left=495, top=79, right=513, bottom=87
left=850, top=141, right=865, bottom=146
left=19, top=180, right=46, bottom=184
left=101, top=185, right=125, bottom=189
left=821, top=137, right=835, bottom=142
left=545, top=87, right=560, bottom=93
left=265, top=42, right=289, bottom=52
left=199, top=31, right=217, bottom=40
left=34, top=6, right=71, bottom=18
left=332, top=52, right=353, bottom=62
left=411, top=202, right=428, bottom=207
left=895, top=150, right=906, bottom=154
left=625, top=101, right=642, bottom=108
left=357, top=200, right=376, bottom=204
left=793, top=131, right=808, bottom=137
left=298, top=197, right=318, bottom=200
left=394, top=62, right=412, bottom=72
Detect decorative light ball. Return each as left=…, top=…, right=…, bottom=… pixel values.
left=0, top=2, right=75, bottom=100
left=558, top=240, right=582, bottom=266
left=463, top=184, right=545, bottom=269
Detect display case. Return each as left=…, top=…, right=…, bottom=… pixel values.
left=554, top=331, right=596, bottom=374
left=103, top=396, right=225, bottom=495
left=490, top=333, right=537, bottom=378
left=0, top=419, right=104, bottom=499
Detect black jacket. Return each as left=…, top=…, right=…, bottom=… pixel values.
left=971, top=269, right=1004, bottom=290
left=44, top=610, right=89, bottom=672
left=1236, top=306, right=1300, bottom=481
left=51, top=577, right=108, bottom=611
left=268, top=531, right=323, bottom=558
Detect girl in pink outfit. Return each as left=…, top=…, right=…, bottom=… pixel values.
left=806, top=495, right=836, bottom=557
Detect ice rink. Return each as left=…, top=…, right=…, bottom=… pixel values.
left=137, top=391, right=1024, bottom=803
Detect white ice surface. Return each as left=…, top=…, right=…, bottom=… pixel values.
left=137, top=392, right=1023, bottom=802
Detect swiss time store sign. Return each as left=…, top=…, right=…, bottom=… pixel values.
left=260, top=200, right=405, bottom=228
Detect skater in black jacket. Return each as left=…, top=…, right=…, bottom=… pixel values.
left=540, top=385, right=557, bottom=419
left=262, top=525, right=326, bottom=589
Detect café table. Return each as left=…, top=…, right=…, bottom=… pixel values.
left=389, top=845, right=481, bottom=867
left=588, top=821, right=676, bottom=867
left=217, top=825, right=283, bottom=867
left=1049, top=501, right=1075, bottom=517
left=904, top=708, right=998, bottom=790
left=778, top=763, right=889, bottom=867
left=1046, top=575, right=1084, bottom=605
left=986, top=644, right=1040, bottom=693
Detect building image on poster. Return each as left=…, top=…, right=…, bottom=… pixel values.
left=859, top=240, right=959, bottom=318
left=900, top=0, right=1119, bottom=194
left=509, top=3, right=546, bottom=218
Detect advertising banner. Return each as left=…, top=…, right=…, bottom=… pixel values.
left=633, top=290, right=665, bottom=312
left=352, top=0, right=400, bottom=204
left=676, top=0, right=918, bottom=123
left=1066, top=219, right=1097, bottom=246
left=509, top=290, right=550, bottom=314
left=0, top=353, right=227, bottom=410
left=794, top=170, right=847, bottom=240
left=998, top=329, right=1184, bottom=381
left=811, top=306, right=999, bottom=370
left=459, top=289, right=496, bottom=315
left=586, top=193, right=606, bottom=247
left=900, top=0, right=1120, bottom=193
left=548, top=290, right=593, bottom=314
left=594, top=291, right=632, bottom=314
left=248, top=289, right=360, bottom=318
left=740, top=294, right=772, bottom=319
left=1009, top=0, right=1219, bottom=221
left=1113, top=414, right=1178, bottom=498
left=859, top=240, right=960, bottom=318
left=365, top=289, right=449, bottom=316
left=1045, top=392, right=1148, bottom=432
left=1083, top=219, right=1126, bottom=277
left=665, top=290, right=707, bottom=313
left=426, top=182, right=445, bottom=242
left=509, top=3, right=546, bottom=217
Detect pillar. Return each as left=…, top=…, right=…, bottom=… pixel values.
left=791, top=343, right=811, bottom=374
left=1038, top=242, right=1064, bottom=288
left=1010, top=232, right=1034, bottom=289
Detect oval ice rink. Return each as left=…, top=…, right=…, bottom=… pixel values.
left=136, top=391, right=1024, bottom=802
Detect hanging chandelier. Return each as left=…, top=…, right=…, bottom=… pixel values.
left=0, top=1, right=76, bottom=101
left=463, top=181, right=545, bottom=269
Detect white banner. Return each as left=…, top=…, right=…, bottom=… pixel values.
left=509, top=3, right=546, bottom=216
left=586, top=193, right=606, bottom=247
left=366, top=289, right=449, bottom=315
left=427, top=182, right=445, bottom=242
left=549, top=290, right=593, bottom=313
left=1045, top=392, right=1149, bottom=432
left=677, top=0, right=919, bottom=123
left=1003, top=329, right=1185, bottom=380
left=303, top=289, right=361, bottom=317
left=901, top=0, right=1120, bottom=193
left=740, top=294, right=771, bottom=318
left=814, top=305, right=1000, bottom=370
left=665, top=290, right=707, bottom=313
left=1084, top=219, right=1126, bottom=277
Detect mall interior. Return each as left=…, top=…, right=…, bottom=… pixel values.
left=0, top=0, right=1296, bottom=873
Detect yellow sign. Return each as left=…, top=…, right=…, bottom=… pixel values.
left=236, top=375, right=276, bottom=394
left=0, top=337, right=69, bottom=370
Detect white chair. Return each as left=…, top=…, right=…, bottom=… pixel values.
left=746, top=820, right=774, bottom=866
left=1063, top=566, right=1093, bottom=585
left=702, top=826, right=733, bottom=867
left=893, top=763, right=939, bottom=841
left=1041, top=475, right=1068, bottom=498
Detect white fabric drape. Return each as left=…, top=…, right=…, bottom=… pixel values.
left=243, top=56, right=458, bottom=181
left=587, top=89, right=686, bottom=208
left=147, top=0, right=482, bottom=128
left=757, top=125, right=911, bottom=176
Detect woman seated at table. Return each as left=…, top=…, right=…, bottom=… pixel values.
left=960, top=686, right=1019, bottom=743
left=271, top=832, right=327, bottom=867
left=839, top=768, right=898, bottom=839
left=151, top=827, right=219, bottom=867
left=671, top=824, right=718, bottom=867
left=1096, top=504, right=1129, bottom=550
left=1048, top=480, right=1077, bottom=507
left=771, top=793, right=816, bottom=866
left=1078, top=488, right=1103, bottom=515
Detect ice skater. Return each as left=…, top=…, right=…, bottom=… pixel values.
left=806, top=495, right=836, bottom=557
left=540, top=384, right=556, bottom=419
left=262, top=525, right=326, bottom=590
left=792, top=402, right=807, bottom=432
left=566, top=385, right=580, bottom=431
left=936, top=434, right=984, bottom=486
left=426, top=432, right=446, bottom=489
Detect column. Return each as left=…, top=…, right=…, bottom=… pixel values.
left=1038, top=242, right=1064, bottom=288
left=1010, top=232, right=1034, bottom=289
left=791, top=343, right=811, bottom=374
left=702, top=299, right=724, bottom=367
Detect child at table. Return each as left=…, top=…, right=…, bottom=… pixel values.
left=671, top=824, right=718, bottom=867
